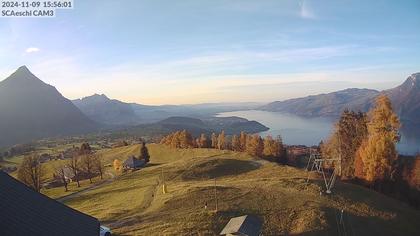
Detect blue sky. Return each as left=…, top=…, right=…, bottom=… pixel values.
left=0, top=0, right=419, bottom=104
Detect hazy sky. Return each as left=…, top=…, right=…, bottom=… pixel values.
left=0, top=0, right=419, bottom=105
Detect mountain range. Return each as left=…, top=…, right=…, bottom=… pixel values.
left=0, top=66, right=98, bottom=147
left=260, top=73, right=420, bottom=124
left=73, top=94, right=261, bottom=125
left=0, top=66, right=418, bottom=148
left=0, top=67, right=264, bottom=147
left=72, top=94, right=139, bottom=125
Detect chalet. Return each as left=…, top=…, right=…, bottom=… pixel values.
left=220, top=215, right=262, bottom=236
left=0, top=171, right=100, bottom=235
left=123, top=156, right=145, bottom=170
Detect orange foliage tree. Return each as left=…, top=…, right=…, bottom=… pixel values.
left=356, top=95, right=400, bottom=184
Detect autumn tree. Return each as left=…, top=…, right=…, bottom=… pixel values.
left=239, top=132, right=247, bottom=152
left=263, top=135, right=285, bottom=161
left=17, top=154, right=45, bottom=192
left=354, top=148, right=365, bottom=179
left=231, top=135, right=240, bottom=151
left=357, top=95, right=400, bottom=185
left=246, top=134, right=264, bottom=157
left=199, top=133, right=209, bottom=148
left=322, top=110, right=368, bottom=179
left=337, top=110, right=368, bottom=179
left=82, top=154, right=94, bottom=183
left=67, top=155, right=81, bottom=187
left=406, top=156, right=420, bottom=189
left=139, top=141, right=150, bottom=163
left=217, top=130, right=226, bottom=150
left=179, top=130, right=194, bottom=148
left=211, top=133, right=218, bottom=148
left=113, top=159, right=122, bottom=172
left=263, top=135, right=275, bottom=157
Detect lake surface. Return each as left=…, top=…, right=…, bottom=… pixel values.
left=217, top=110, right=420, bottom=155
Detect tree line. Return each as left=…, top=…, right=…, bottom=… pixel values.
left=17, top=143, right=104, bottom=193
left=160, top=130, right=286, bottom=162
left=321, top=95, right=419, bottom=206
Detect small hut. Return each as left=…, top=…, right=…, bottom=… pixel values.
left=220, top=215, right=262, bottom=236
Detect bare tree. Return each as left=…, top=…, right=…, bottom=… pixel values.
left=67, top=155, right=81, bottom=187
left=17, top=154, right=45, bottom=192
left=82, top=154, right=94, bottom=183
left=54, top=164, right=68, bottom=192
left=93, top=154, right=104, bottom=180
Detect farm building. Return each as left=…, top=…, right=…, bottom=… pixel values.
left=0, top=171, right=100, bottom=236
left=123, top=156, right=145, bottom=170
left=220, top=215, right=262, bottom=236
left=62, top=166, right=76, bottom=182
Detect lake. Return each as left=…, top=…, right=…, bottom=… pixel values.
left=217, top=110, right=420, bottom=155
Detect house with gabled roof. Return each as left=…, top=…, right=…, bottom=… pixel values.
left=123, top=156, right=145, bottom=170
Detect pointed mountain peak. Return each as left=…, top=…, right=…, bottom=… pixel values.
left=1, top=65, right=45, bottom=86
left=12, top=65, right=37, bottom=78
left=16, top=65, right=31, bottom=73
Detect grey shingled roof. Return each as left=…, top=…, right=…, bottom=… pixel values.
left=0, top=171, right=99, bottom=236
left=220, top=215, right=262, bottom=236
left=123, top=156, right=145, bottom=168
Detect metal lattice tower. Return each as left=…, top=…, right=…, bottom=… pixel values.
left=306, top=148, right=340, bottom=194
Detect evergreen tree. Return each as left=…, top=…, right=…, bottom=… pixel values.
left=275, top=135, right=286, bottom=163
left=140, top=141, right=150, bottom=163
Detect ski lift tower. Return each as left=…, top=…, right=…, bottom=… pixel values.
left=306, top=148, right=340, bottom=194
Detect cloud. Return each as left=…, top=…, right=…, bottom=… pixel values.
left=25, top=47, right=40, bottom=53
left=300, top=0, right=316, bottom=19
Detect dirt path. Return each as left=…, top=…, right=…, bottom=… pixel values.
left=57, top=172, right=115, bottom=202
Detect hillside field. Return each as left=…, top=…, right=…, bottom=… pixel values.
left=39, top=144, right=420, bottom=236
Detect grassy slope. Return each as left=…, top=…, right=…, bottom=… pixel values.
left=50, top=144, right=420, bottom=236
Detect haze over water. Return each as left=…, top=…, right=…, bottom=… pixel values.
left=217, top=110, right=420, bottom=155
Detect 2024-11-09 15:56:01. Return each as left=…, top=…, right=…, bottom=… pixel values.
left=1, top=1, right=72, bottom=8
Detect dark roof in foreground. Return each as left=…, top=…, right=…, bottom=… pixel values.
left=0, top=171, right=99, bottom=236
left=220, top=215, right=262, bottom=236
